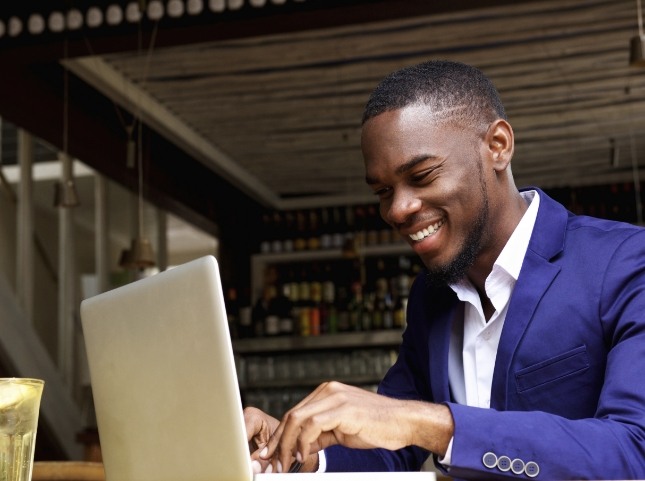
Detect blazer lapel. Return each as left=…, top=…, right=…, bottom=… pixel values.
left=490, top=188, right=567, bottom=409
left=490, top=252, right=560, bottom=408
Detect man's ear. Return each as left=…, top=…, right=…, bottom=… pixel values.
left=487, top=119, right=514, bottom=172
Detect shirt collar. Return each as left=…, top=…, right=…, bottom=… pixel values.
left=449, top=190, right=539, bottom=298
left=494, top=189, right=539, bottom=281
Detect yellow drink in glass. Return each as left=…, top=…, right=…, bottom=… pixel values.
left=0, top=378, right=44, bottom=481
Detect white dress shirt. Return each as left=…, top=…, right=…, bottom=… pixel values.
left=440, top=189, right=539, bottom=464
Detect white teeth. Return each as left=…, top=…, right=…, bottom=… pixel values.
left=409, top=220, right=444, bottom=241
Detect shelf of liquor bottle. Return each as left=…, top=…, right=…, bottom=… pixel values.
left=250, top=242, right=415, bottom=303
left=232, top=329, right=404, bottom=354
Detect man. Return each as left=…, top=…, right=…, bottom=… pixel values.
left=244, top=60, right=645, bottom=480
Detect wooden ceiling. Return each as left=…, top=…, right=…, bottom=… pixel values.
left=2, top=0, right=645, bottom=235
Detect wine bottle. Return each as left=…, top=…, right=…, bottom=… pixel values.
left=225, top=287, right=240, bottom=339
left=348, top=281, right=364, bottom=332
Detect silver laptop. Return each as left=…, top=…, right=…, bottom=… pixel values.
left=81, top=255, right=435, bottom=481
left=81, top=255, right=256, bottom=481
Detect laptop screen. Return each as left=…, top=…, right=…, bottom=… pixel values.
left=81, top=256, right=253, bottom=481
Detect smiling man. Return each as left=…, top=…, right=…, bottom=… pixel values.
left=244, top=60, right=645, bottom=480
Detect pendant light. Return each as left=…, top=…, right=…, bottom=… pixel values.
left=54, top=39, right=80, bottom=208
left=120, top=119, right=156, bottom=269
left=630, top=0, right=645, bottom=66
left=120, top=2, right=157, bottom=270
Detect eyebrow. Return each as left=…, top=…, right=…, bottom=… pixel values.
left=365, top=153, right=439, bottom=185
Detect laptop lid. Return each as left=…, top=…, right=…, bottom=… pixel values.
left=81, top=255, right=253, bottom=481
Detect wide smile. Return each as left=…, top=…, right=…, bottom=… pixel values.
left=408, top=218, right=445, bottom=242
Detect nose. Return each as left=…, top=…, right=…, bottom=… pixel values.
left=384, top=189, right=422, bottom=226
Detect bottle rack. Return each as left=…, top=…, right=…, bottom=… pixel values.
left=250, top=243, right=412, bottom=302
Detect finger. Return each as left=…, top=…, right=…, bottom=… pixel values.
left=274, top=391, right=345, bottom=471
left=291, top=400, right=346, bottom=462
left=251, top=460, right=263, bottom=475
left=296, top=408, right=352, bottom=461
left=244, top=407, right=265, bottom=443
left=249, top=443, right=266, bottom=461
left=261, top=382, right=333, bottom=458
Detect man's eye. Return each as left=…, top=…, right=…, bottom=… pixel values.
left=411, top=170, right=437, bottom=185
left=373, top=186, right=392, bottom=198
left=411, top=171, right=430, bottom=182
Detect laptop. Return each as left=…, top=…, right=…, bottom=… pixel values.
left=81, top=255, right=435, bottom=481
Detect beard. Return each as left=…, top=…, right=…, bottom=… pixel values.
left=425, top=163, right=490, bottom=287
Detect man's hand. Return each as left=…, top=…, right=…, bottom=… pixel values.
left=259, top=381, right=454, bottom=473
left=244, top=406, right=280, bottom=474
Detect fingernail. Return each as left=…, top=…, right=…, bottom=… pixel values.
left=277, top=461, right=283, bottom=473
left=251, top=460, right=261, bottom=474
left=259, top=447, right=268, bottom=458
left=296, top=452, right=303, bottom=463
left=265, top=464, right=273, bottom=474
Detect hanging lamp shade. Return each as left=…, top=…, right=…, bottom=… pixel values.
left=630, top=35, right=645, bottom=66
left=120, top=237, right=156, bottom=269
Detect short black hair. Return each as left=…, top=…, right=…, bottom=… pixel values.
left=362, top=60, right=507, bottom=129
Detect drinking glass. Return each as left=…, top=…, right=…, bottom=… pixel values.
left=0, top=378, right=44, bottom=481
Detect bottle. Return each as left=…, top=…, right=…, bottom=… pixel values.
left=238, top=305, right=253, bottom=339
left=344, top=206, right=356, bottom=247
left=365, top=204, right=379, bottom=246
left=348, top=281, right=364, bottom=332
left=237, top=287, right=253, bottom=339
left=373, top=278, right=390, bottom=331
left=362, top=291, right=374, bottom=331
left=271, top=211, right=284, bottom=253
left=371, top=258, right=387, bottom=330
left=309, top=263, right=322, bottom=336
left=274, top=282, right=295, bottom=336
left=225, top=287, right=240, bottom=339
left=353, top=205, right=366, bottom=248
left=287, top=267, right=301, bottom=328
left=383, top=290, right=395, bottom=330
left=323, top=286, right=338, bottom=335
left=260, top=213, right=272, bottom=253
left=309, top=301, right=321, bottom=336
left=331, top=207, right=345, bottom=249
left=307, top=209, right=321, bottom=251
left=263, top=284, right=280, bottom=337
left=297, top=267, right=311, bottom=336
left=336, top=285, right=350, bottom=332
left=251, top=290, right=269, bottom=338
left=393, top=256, right=412, bottom=330
left=294, top=211, right=308, bottom=251
left=393, top=290, right=408, bottom=330
left=282, top=211, right=296, bottom=252
left=320, top=263, right=337, bottom=334
left=320, top=207, right=333, bottom=250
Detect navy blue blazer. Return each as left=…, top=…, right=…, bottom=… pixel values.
left=325, top=188, right=645, bottom=479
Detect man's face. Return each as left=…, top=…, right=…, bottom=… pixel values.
left=362, top=105, right=492, bottom=285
